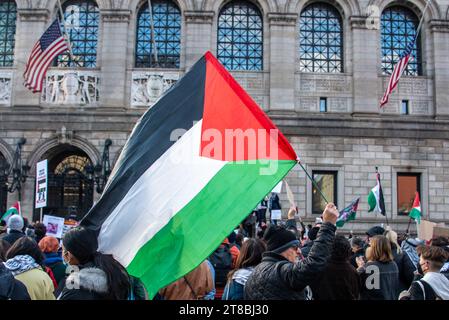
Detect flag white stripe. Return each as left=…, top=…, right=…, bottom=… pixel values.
left=98, top=120, right=228, bottom=267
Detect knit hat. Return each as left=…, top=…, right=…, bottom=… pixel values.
left=62, top=226, right=98, bottom=264
left=366, top=226, right=385, bottom=237
left=7, top=215, right=24, bottom=232
left=39, top=236, right=60, bottom=253
left=263, top=225, right=300, bottom=254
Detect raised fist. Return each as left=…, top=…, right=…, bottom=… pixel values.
left=322, top=202, right=339, bottom=225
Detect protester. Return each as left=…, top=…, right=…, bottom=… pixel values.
left=38, top=236, right=66, bottom=285
left=365, top=226, right=385, bottom=245
left=357, top=235, right=399, bottom=300
left=1, top=215, right=25, bottom=246
left=222, top=238, right=266, bottom=300
left=349, top=237, right=365, bottom=269
left=235, top=233, right=244, bottom=250
left=158, top=260, right=214, bottom=300
left=256, top=197, right=268, bottom=225
left=384, top=228, right=415, bottom=293
left=58, top=226, right=130, bottom=300
left=301, top=226, right=319, bottom=258
left=401, top=236, right=424, bottom=270
left=311, top=235, right=361, bottom=300
left=284, top=207, right=298, bottom=231
left=244, top=203, right=338, bottom=300
left=34, top=223, right=47, bottom=244
left=4, top=237, right=55, bottom=300
left=399, top=246, right=449, bottom=300
left=0, top=263, right=31, bottom=300
left=430, top=236, right=449, bottom=278
left=268, top=192, right=281, bottom=226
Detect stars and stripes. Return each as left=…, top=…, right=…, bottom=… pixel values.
left=23, top=19, right=69, bottom=93
left=380, top=38, right=416, bottom=108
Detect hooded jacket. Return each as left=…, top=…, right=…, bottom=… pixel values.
left=0, top=230, right=25, bottom=246
left=244, top=222, right=336, bottom=300
left=0, top=263, right=31, bottom=300
left=58, top=266, right=110, bottom=300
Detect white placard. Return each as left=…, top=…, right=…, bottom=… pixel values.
left=35, top=159, right=48, bottom=209
left=271, top=209, right=282, bottom=220
left=43, top=215, right=65, bottom=239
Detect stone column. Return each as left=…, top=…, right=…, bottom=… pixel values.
left=268, top=13, right=297, bottom=112
left=350, top=16, right=379, bottom=115
left=99, top=10, right=131, bottom=108
left=430, top=20, right=449, bottom=118
left=184, top=11, right=214, bottom=70
left=12, top=9, right=49, bottom=107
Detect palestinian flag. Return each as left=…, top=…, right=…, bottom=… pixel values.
left=368, top=170, right=386, bottom=216
left=409, top=191, right=421, bottom=224
left=336, top=198, right=359, bottom=228
left=81, top=52, right=297, bottom=298
left=1, top=201, right=21, bottom=222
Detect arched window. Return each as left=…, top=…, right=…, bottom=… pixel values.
left=135, top=0, right=181, bottom=68
left=57, top=0, right=99, bottom=68
left=299, top=3, right=343, bottom=73
left=381, top=6, right=421, bottom=76
left=217, top=1, right=263, bottom=71
left=0, top=0, right=17, bottom=67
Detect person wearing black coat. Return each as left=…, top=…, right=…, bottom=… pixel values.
left=244, top=203, right=338, bottom=300
left=0, top=263, right=31, bottom=300
left=356, top=235, right=399, bottom=300
left=311, top=235, right=361, bottom=300
left=301, top=227, right=319, bottom=258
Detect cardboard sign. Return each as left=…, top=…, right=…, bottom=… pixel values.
left=43, top=215, right=65, bottom=239
left=417, top=220, right=436, bottom=241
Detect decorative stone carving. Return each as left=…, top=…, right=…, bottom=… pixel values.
left=42, top=70, right=100, bottom=106
left=267, top=13, right=298, bottom=26
left=131, top=71, right=180, bottom=108
left=0, top=72, right=13, bottom=106
left=382, top=77, right=429, bottom=96
left=329, top=98, right=350, bottom=112
left=412, top=101, right=430, bottom=115
left=184, top=11, right=214, bottom=24
left=297, top=97, right=317, bottom=112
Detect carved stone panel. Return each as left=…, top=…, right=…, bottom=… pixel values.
left=297, top=97, right=317, bottom=112
left=131, top=71, right=180, bottom=108
left=42, top=70, right=100, bottom=106
left=300, top=74, right=352, bottom=94
left=0, top=71, right=13, bottom=106
left=412, top=101, right=430, bottom=115
left=329, top=98, right=350, bottom=112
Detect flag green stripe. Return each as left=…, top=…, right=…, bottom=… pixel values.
left=126, top=159, right=295, bottom=298
left=409, top=208, right=421, bottom=222
left=367, top=190, right=377, bottom=212
left=1, top=208, right=18, bottom=221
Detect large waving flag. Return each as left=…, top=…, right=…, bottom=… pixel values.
left=81, top=52, right=297, bottom=298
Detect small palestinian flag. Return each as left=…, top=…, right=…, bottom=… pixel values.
left=409, top=191, right=421, bottom=224
left=1, top=201, right=21, bottom=222
left=336, top=198, right=359, bottom=228
left=368, top=169, right=386, bottom=216
left=81, top=52, right=297, bottom=298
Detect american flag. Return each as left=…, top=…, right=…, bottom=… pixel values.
left=380, top=38, right=416, bottom=108
left=23, top=19, right=69, bottom=93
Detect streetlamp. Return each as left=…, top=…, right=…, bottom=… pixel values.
left=85, top=139, right=112, bottom=194
left=2, top=138, right=30, bottom=202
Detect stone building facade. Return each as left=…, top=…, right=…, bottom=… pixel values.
left=0, top=0, right=449, bottom=234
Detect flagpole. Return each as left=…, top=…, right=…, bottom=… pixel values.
left=57, top=0, right=77, bottom=66
left=406, top=217, right=412, bottom=235
left=297, top=159, right=329, bottom=204
left=414, top=0, right=431, bottom=43
left=148, top=0, right=159, bottom=67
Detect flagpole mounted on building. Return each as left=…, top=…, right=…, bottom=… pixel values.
left=148, top=0, right=159, bottom=67
left=57, top=0, right=78, bottom=67
left=296, top=158, right=329, bottom=205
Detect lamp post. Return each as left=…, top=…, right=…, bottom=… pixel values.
left=85, top=139, right=112, bottom=194
left=1, top=138, right=30, bottom=202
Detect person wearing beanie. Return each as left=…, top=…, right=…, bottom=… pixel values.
left=1, top=215, right=25, bottom=246
left=38, top=236, right=66, bottom=286
left=365, top=226, right=385, bottom=244
left=244, top=203, right=339, bottom=300
left=58, top=226, right=131, bottom=300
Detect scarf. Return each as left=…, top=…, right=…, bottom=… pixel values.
left=422, top=272, right=449, bottom=300
left=44, top=252, right=63, bottom=265
left=3, top=255, right=40, bottom=276
left=232, top=267, right=254, bottom=286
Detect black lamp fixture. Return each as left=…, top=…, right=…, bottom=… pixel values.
left=1, top=138, right=30, bottom=201
left=86, top=139, right=112, bottom=194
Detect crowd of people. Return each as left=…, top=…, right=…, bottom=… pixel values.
left=1, top=201, right=449, bottom=300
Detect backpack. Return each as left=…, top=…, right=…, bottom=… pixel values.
left=209, top=244, right=233, bottom=287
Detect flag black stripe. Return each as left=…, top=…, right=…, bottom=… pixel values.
left=81, top=56, right=207, bottom=232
